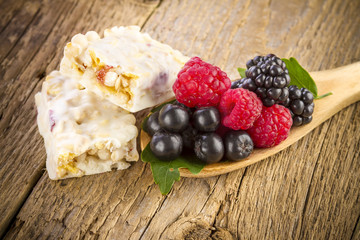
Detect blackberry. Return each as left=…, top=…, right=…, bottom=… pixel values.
left=231, top=79, right=241, bottom=89
left=283, top=85, right=314, bottom=126
left=232, top=54, right=290, bottom=107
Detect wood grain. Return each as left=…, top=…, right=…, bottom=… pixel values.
left=1, top=0, right=360, bottom=239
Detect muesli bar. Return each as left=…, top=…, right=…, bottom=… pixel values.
left=60, top=26, right=189, bottom=112
left=35, top=71, right=138, bottom=180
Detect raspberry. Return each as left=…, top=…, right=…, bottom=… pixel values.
left=172, top=57, right=231, bottom=108
left=247, top=104, right=292, bottom=148
left=219, top=88, right=263, bottom=130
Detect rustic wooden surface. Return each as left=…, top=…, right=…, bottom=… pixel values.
left=0, top=0, right=359, bottom=239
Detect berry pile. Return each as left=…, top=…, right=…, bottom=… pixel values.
left=144, top=101, right=254, bottom=163
left=232, top=54, right=290, bottom=107
left=144, top=55, right=315, bottom=165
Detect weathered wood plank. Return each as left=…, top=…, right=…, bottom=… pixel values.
left=297, top=103, right=360, bottom=239
left=0, top=0, right=26, bottom=33
left=0, top=0, right=159, bottom=237
left=0, top=1, right=41, bottom=62
left=2, top=0, right=360, bottom=239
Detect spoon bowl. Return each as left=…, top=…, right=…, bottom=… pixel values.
left=141, top=62, right=360, bottom=178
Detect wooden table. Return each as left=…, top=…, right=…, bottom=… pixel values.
left=1, top=0, right=359, bottom=239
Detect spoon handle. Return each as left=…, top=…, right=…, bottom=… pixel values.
left=311, top=62, right=360, bottom=117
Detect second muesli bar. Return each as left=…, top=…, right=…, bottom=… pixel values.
left=60, top=26, right=189, bottom=112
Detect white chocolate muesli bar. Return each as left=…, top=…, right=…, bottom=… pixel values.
left=60, top=26, right=189, bottom=112
left=35, top=71, right=138, bottom=180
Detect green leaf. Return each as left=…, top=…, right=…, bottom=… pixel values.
left=237, top=67, right=246, bottom=78
left=141, top=144, right=205, bottom=195
left=282, top=58, right=318, bottom=96
left=282, top=57, right=332, bottom=99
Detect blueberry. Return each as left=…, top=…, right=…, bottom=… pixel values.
left=224, top=131, right=253, bottom=161
left=158, top=104, right=189, bottom=132
left=143, top=111, right=161, bottom=136
left=194, top=133, right=224, bottom=164
left=150, top=132, right=183, bottom=161
left=192, top=107, right=220, bottom=132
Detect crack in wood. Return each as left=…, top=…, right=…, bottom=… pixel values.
left=199, top=177, right=222, bottom=214
left=139, top=194, right=168, bottom=239
left=140, top=0, right=162, bottom=30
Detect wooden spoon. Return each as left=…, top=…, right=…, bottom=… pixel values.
left=140, top=62, right=360, bottom=178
